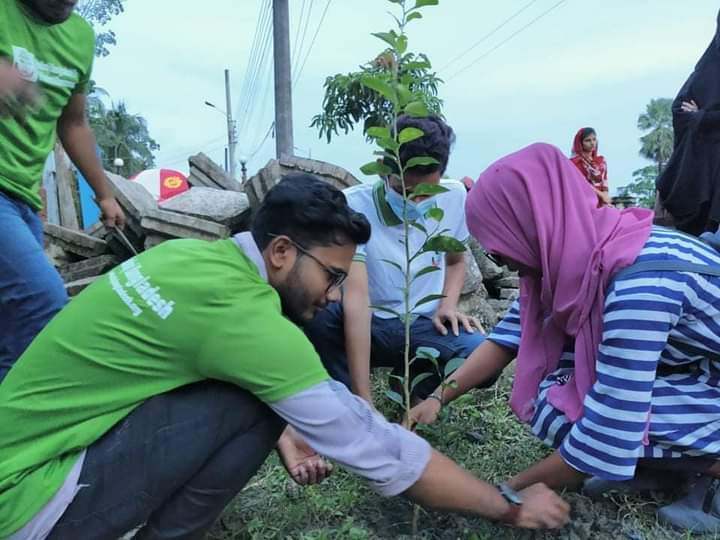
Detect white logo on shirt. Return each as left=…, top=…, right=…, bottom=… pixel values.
left=108, top=259, right=176, bottom=320
left=12, top=45, right=38, bottom=82
left=12, top=45, right=79, bottom=89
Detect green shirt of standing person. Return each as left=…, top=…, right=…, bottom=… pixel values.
left=0, top=0, right=125, bottom=381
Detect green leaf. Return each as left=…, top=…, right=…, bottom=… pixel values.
left=425, top=207, right=444, bottom=221
left=415, top=348, right=440, bottom=371
left=371, top=31, right=397, bottom=49
left=411, top=183, right=449, bottom=198
left=370, top=305, right=404, bottom=318
left=360, top=74, right=397, bottom=105
left=404, top=100, right=429, bottom=117
left=398, top=127, right=424, bottom=144
left=380, top=258, right=403, bottom=272
left=367, top=126, right=391, bottom=140
left=403, top=60, right=432, bottom=71
left=406, top=11, right=423, bottom=22
left=413, top=293, right=446, bottom=310
left=411, top=372, right=435, bottom=392
left=396, top=84, right=412, bottom=107
left=409, top=220, right=427, bottom=234
left=377, top=137, right=400, bottom=153
left=388, top=374, right=405, bottom=384
left=415, top=346, right=440, bottom=360
left=404, top=156, right=440, bottom=170
left=412, top=265, right=441, bottom=281
left=360, top=161, right=393, bottom=176
left=423, top=235, right=466, bottom=253
left=413, top=0, right=439, bottom=8
left=444, top=357, right=465, bottom=377
left=385, top=389, right=404, bottom=406
left=396, top=34, right=408, bottom=55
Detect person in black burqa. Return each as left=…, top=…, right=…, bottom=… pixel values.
left=656, top=9, right=720, bottom=236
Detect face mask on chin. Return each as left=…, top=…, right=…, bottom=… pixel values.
left=384, top=180, right=436, bottom=222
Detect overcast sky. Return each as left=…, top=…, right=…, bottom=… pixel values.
left=90, top=0, right=719, bottom=193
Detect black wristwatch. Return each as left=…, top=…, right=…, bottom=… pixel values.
left=497, top=482, right=523, bottom=525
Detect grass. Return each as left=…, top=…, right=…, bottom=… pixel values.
left=208, top=370, right=720, bottom=540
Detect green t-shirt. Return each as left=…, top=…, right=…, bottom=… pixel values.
left=0, top=239, right=329, bottom=536
left=0, top=0, right=95, bottom=210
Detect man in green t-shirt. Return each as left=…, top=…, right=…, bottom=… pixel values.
left=0, top=175, right=569, bottom=539
left=0, top=0, right=125, bottom=382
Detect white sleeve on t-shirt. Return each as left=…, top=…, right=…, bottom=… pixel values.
left=441, top=180, right=470, bottom=244
left=269, top=380, right=431, bottom=496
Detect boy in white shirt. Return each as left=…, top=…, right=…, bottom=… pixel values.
left=306, top=115, right=487, bottom=406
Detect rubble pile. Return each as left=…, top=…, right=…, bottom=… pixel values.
left=44, top=152, right=518, bottom=322
left=245, top=156, right=361, bottom=211
left=44, top=153, right=250, bottom=296
left=458, top=239, right=518, bottom=328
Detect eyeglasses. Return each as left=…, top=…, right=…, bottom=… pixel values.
left=483, top=250, right=506, bottom=268
left=267, top=234, right=348, bottom=293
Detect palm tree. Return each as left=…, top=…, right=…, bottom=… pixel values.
left=88, top=97, right=159, bottom=177
left=637, top=98, right=674, bottom=176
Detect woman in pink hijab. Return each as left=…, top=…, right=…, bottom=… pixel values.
left=409, top=143, right=720, bottom=533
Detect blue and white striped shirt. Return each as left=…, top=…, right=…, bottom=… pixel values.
left=488, top=226, right=720, bottom=480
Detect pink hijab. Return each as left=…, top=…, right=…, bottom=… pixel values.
left=466, top=143, right=654, bottom=422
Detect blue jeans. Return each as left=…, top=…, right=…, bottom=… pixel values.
left=304, top=302, right=488, bottom=399
left=50, top=381, right=285, bottom=540
left=0, top=191, right=68, bottom=382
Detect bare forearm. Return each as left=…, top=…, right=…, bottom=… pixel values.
left=405, top=449, right=510, bottom=519
left=344, top=296, right=372, bottom=400
left=439, top=256, right=465, bottom=310
left=438, top=340, right=513, bottom=403
left=57, top=119, right=112, bottom=200
left=507, top=451, right=585, bottom=491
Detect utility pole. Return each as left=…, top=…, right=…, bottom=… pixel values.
left=273, top=0, right=294, bottom=159
left=224, top=69, right=238, bottom=180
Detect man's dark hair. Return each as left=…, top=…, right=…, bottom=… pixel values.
left=251, top=173, right=371, bottom=250
left=384, top=115, right=455, bottom=176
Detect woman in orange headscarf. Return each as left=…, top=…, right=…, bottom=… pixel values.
left=570, top=127, right=610, bottom=205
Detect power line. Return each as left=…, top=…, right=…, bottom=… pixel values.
left=237, top=29, right=274, bottom=148
left=445, top=0, right=568, bottom=82
left=237, top=12, right=274, bottom=136
left=248, top=122, right=275, bottom=160
left=238, top=58, right=274, bottom=156
left=234, top=0, right=272, bottom=124
left=290, top=0, right=307, bottom=70
left=438, top=0, right=540, bottom=73
left=291, top=0, right=314, bottom=80
left=294, top=0, right=332, bottom=86
left=235, top=1, right=271, bottom=123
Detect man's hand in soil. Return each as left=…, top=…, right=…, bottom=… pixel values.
left=276, top=425, right=333, bottom=486
left=513, top=483, right=571, bottom=529
left=0, top=58, right=40, bottom=119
